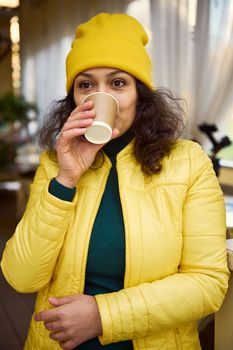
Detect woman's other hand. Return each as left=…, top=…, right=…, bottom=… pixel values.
left=34, top=294, right=102, bottom=350
left=56, top=100, right=119, bottom=188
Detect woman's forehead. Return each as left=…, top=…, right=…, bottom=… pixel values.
left=77, top=68, right=130, bottom=77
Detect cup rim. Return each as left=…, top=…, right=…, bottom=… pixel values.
left=85, top=120, right=112, bottom=144
left=82, top=91, right=119, bottom=111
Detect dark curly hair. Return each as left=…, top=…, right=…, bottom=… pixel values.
left=38, top=80, right=186, bottom=175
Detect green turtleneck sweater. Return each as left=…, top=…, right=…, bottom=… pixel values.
left=49, top=131, right=133, bottom=350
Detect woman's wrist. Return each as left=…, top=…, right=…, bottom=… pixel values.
left=55, top=175, right=77, bottom=189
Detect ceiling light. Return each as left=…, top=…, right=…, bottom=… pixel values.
left=0, top=0, right=19, bottom=8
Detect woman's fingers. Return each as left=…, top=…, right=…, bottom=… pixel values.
left=70, top=100, right=93, bottom=116
left=62, top=118, right=93, bottom=132
left=56, top=101, right=96, bottom=143
left=56, top=119, right=93, bottom=143
left=50, top=330, right=69, bottom=342
left=111, top=128, right=120, bottom=140
left=44, top=320, right=63, bottom=331
left=67, top=109, right=95, bottom=123
left=34, top=309, right=58, bottom=322
left=59, top=339, right=74, bottom=350
left=57, top=128, right=88, bottom=142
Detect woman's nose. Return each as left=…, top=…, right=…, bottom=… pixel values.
left=96, top=85, right=110, bottom=94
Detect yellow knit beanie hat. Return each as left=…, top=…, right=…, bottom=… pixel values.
left=66, top=13, right=153, bottom=92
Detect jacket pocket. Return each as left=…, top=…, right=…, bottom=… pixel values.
left=174, top=328, right=183, bottom=350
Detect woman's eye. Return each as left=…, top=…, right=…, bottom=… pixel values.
left=79, top=81, right=93, bottom=89
left=112, top=79, right=125, bottom=88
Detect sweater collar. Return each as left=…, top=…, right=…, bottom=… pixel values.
left=103, top=129, right=133, bottom=159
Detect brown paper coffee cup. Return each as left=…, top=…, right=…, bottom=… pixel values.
left=83, top=92, right=119, bottom=144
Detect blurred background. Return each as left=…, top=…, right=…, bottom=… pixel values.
left=0, top=0, right=232, bottom=349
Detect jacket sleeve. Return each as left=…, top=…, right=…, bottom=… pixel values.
left=1, top=152, right=76, bottom=293
left=95, top=142, right=229, bottom=344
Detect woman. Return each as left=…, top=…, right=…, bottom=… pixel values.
left=1, top=13, right=229, bottom=350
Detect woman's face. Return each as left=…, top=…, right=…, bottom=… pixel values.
left=73, top=68, right=137, bottom=136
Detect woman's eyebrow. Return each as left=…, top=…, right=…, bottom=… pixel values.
left=78, top=70, right=125, bottom=79
left=77, top=72, right=94, bottom=78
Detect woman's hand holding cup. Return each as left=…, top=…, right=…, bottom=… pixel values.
left=55, top=97, right=119, bottom=188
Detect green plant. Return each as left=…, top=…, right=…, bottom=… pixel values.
left=0, top=92, right=38, bottom=168
left=0, top=92, right=37, bottom=124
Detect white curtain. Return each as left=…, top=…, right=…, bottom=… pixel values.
left=149, top=0, right=193, bottom=98
left=20, top=0, right=132, bottom=122
left=192, top=0, right=233, bottom=140
left=148, top=0, right=233, bottom=141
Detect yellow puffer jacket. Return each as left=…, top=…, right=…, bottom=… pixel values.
left=1, top=140, right=229, bottom=350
